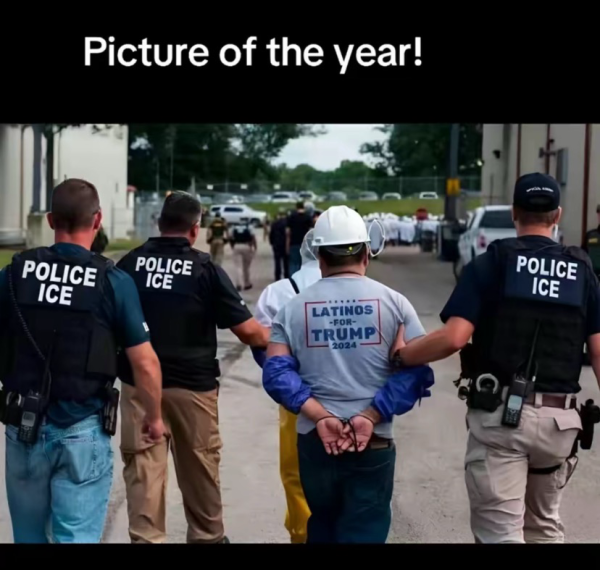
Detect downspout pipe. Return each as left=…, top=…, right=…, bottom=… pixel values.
left=582, top=123, right=592, bottom=246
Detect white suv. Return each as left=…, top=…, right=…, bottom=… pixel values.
left=209, top=204, right=267, bottom=227
left=454, top=205, right=516, bottom=281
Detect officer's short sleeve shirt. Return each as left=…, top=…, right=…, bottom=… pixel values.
left=202, top=263, right=253, bottom=329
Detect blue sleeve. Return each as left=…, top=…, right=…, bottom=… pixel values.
left=252, top=347, right=266, bottom=368
left=262, top=355, right=312, bottom=414
left=440, top=253, right=496, bottom=326
left=372, top=365, right=435, bottom=423
left=106, top=268, right=151, bottom=348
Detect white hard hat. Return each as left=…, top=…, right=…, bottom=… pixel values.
left=312, top=205, right=370, bottom=252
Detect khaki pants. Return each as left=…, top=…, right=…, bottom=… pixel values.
left=209, top=239, right=225, bottom=266
left=233, top=244, right=254, bottom=289
left=464, top=393, right=581, bottom=543
left=120, top=384, right=224, bottom=544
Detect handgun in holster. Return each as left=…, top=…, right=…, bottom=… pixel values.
left=578, top=399, right=600, bottom=450
left=102, top=382, right=120, bottom=436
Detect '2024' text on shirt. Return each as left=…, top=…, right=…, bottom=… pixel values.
left=270, top=275, right=426, bottom=438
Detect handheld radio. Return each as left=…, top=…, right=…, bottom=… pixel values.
left=7, top=265, right=53, bottom=443
left=18, top=333, right=54, bottom=444
left=502, top=322, right=540, bottom=428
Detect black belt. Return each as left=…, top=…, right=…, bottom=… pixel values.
left=368, top=434, right=394, bottom=450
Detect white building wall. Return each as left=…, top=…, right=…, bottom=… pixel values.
left=587, top=125, right=600, bottom=232
left=548, top=124, right=586, bottom=246
left=481, top=124, right=504, bottom=204
left=0, top=124, right=132, bottom=245
left=481, top=123, right=600, bottom=247
left=519, top=124, right=547, bottom=175
left=0, top=125, right=41, bottom=245
left=53, top=124, right=132, bottom=240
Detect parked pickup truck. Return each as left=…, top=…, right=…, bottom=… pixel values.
left=453, top=205, right=516, bottom=281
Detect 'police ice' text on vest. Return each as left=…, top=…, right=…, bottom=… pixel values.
left=506, top=253, right=584, bottom=307
left=135, top=256, right=193, bottom=290
left=21, top=260, right=97, bottom=306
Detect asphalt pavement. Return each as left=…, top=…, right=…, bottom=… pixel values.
left=2, top=234, right=600, bottom=543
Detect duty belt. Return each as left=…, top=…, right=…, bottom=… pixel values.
left=524, top=393, right=577, bottom=409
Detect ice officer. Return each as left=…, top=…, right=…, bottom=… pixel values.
left=395, top=173, right=600, bottom=543
left=0, top=178, right=164, bottom=543
left=116, top=191, right=269, bottom=544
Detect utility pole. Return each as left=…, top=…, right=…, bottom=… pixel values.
left=169, top=125, right=176, bottom=190
left=445, top=123, right=460, bottom=221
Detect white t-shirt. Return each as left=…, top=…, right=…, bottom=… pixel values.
left=270, top=275, right=425, bottom=438
left=255, top=261, right=322, bottom=327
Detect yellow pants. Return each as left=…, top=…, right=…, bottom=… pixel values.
left=279, top=406, right=311, bottom=543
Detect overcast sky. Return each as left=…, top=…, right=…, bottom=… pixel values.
left=274, top=124, right=387, bottom=171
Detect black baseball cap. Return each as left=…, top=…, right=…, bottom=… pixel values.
left=513, top=173, right=560, bottom=212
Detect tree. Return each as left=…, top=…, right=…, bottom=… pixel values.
left=360, top=124, right=482, bottom=178
left=128, top=124, right=325, bottom=191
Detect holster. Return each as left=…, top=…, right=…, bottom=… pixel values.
left=102, top=384, right=120, bottom=436
left=578, top=400, right=600, bottom=450
left=459, top=344, right=479, bottom=382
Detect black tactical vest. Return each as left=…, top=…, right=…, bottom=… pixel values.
left=1, top=247, right=118, bottom=402
left=117, top=238, right=220, bottom=389
left=472, top=238, right=591, bottom=394
left=210, top=221, right=226, bottom=240
left=585, top=228, right=600, bottom=273
left=233, top=225, right=252, bottom=244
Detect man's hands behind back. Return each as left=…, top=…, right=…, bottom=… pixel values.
left=316, top=415, right=374, bottom=455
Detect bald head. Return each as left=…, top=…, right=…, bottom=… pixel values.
left=50, top=178, right=100, bottom=232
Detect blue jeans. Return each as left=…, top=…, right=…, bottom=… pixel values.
left=288, top=245, right=302, bottom=276
left=298, top=430, right=396, bottom=543
left=4, top=413, right=113, bottom=543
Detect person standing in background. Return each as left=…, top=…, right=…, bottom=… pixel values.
left=206, top=214, right=229, bottom=267
left=286, top=202, right=313, bottom=275
left=270, top=208, right=290, bottom=281
left=231, top=218, right=257, bottom=291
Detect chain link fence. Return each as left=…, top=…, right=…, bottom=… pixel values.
left=138, top=175, right=481, bottom=201
left=122, top=176, right=484, bottom=242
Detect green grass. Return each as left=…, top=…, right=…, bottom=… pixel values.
left=0, top=250, right=17, bottom=269
left=248, top=198, right=482, bottom=218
